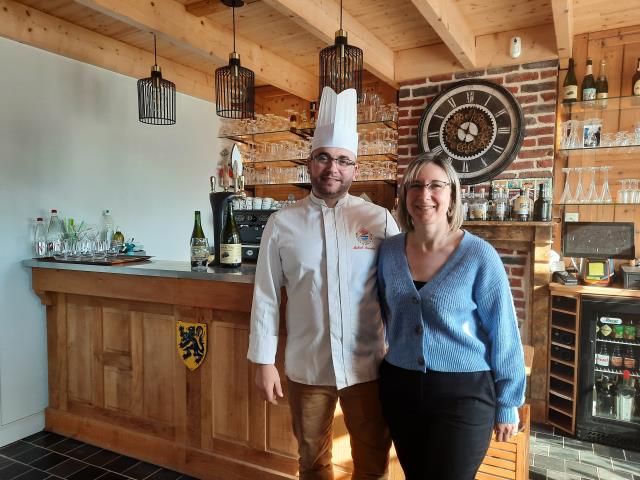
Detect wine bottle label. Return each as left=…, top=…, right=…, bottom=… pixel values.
left=220, top=244, right=242, bottom=264
left=471, top=204, right=487, bottom=220
left=563, top=85, right=577, bottom=100
left=583, top=88, right=597, bottom=100
left=596, top=92, right=608, bottom=99
left=614, top=325, right=625, bottom=339
left=600, top=324, right=612, bottom=337
left=623, top=357, right=636, bottom=369
left=595, top=353, right=610, bottom=367
left=513, top=197, right=529, bottom=214
left=634, top=80, right=640, bottom=95
left=624, top=325, right=636, bottom=340
left=610, top=355, right=622, bottom=367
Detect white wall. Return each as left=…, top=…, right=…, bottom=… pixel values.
left=0, top=37, right=222, bottom=445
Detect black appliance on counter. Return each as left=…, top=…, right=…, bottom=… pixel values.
left=234, top=209, right=277, bottom=262
left=576, top=295, right=640, bottom=451
left=209, top=190, right=236, bottom=266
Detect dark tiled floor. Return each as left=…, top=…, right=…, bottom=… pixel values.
left=0, top=426, right=639, bottom=479
left=0, top=431, right=189, bottom=480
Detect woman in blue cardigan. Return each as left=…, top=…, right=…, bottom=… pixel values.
left=377, top=153, right=526, bottom=480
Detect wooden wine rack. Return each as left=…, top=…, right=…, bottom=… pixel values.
left=547, top=292, right=581, bottom=435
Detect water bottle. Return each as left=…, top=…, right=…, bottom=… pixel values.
left=34, top=217, right=47, bottom=257
left=101, top=209, right=115, bottom=246
left=46, top=209, right=65, bottom=256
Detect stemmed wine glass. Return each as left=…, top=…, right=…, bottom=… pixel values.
left=585, top=167, right=599, bottom=203
left=560, top=167, right=573, bottom=204
left=574, top=167, right=585, bottom=203
left=600, top=166, right=612, bottom=204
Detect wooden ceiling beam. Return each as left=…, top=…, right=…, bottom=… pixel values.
left=551, top=0, right=574, bottom=68
left=0, top=0, right=214, bottom=101
left=74, top=0, right=318, bottom=101
left=396, top=23, right=557, bottom=82
left=261, top=0, right=396, bottom=88
left=186, top=0, right=259, bottom=17
left=410, top=0, right=477, bottom=70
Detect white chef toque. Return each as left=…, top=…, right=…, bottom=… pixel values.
left=311, top=86, right=359, bottom=157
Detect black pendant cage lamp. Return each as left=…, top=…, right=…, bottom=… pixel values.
left=137, top=34, right=176, bottom=125
left=215, top=0, right=255, bottom=119
left=318, top=0, right=363, bottom=101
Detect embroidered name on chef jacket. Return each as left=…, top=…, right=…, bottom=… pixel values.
left=354, top=227, right=376, bottom=250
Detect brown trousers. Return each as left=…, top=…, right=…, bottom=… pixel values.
left=287, top=378, right=391, bottom=480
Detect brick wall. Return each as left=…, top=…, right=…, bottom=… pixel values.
left=396, top=59, right=559, bottom=330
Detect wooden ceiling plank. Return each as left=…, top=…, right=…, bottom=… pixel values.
left=260, top=0, right=396, bottom=88
left=410, top=0, right=477, bottom=70
left=74, top=0, right=317, bottom=100
left=551, top=0, right=574, bottom=67
left=395, top=23, right=558, bottom=82
left=185, top=0, right=225, bottom=17
left=0, top=0, right=214, bottom=101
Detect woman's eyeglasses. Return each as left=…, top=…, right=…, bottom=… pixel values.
left=406, top=180, right=450, bottom=194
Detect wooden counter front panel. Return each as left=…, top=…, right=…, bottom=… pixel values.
left=44, top=288, right=299, bottom=479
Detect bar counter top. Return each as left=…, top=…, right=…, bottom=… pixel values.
left=23, top=258, right=256, bottom=283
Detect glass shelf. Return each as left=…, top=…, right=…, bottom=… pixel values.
left=558, top=144, right=640, bottom=154
left=561, top=95, right=640, bottom=114
left=558, top=202, right=639, bottom=206
left=245, top=179, right=396, bottom=188
left=218, top=120, right=398, bottom=144
left=245, top=152, right=397, bottom=166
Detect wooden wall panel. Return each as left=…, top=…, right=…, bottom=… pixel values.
left=102, top=307, right=131, bottom=354
left=66, top=303, right=94, bottom=403
left=212, top=323, right=250, bottom=443
left=142, top=313, right=176, bottom=423
left=103, top=365, right=132, bottom=412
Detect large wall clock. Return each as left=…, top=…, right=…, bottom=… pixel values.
left=417, top=79, right=525, bottom=185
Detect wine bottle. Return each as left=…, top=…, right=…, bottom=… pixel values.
left=219, top=201, right=241, bottom=268
left=309, top=101, right=317, bottom=128
left=596, top=59, right=608, bottom=99
left=190, top=211, right=207, bottom=270
left=562, top=58, right=578, bottom=104
left=582, top=58, right=596, bottom=101
left=533, top=183, right=552, bottom=221
left=632, top=58, right=640, bottom=96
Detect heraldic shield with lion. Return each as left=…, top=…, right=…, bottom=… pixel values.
left=176, top=321, right=207, bottom=371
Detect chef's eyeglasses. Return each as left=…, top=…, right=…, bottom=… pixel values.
left=406, top=180, right=450, bottom=194
left=311, top=154, right=356, bottom=168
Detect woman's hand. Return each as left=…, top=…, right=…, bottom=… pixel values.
left=494, top=422, right=520, bottom=442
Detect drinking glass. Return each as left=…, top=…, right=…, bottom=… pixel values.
left=599, top=166, right=612, bottom=204
left=632, top=179, right=640, bottom=204
left=585, top=167, right=599, bottom=203
left=574, top=167, right=585, bottom=202
left=560, top=167, right=573, bottom=204
left=190, top=237, right=209, bottom=272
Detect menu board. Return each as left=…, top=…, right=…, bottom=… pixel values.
left=562, top=222, right=635, bottom=259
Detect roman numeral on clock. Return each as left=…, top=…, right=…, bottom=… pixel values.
left=447, top=98, right=457, bottom=109
left=497, top=127, right=510, bottom=135
left=431, top=145, right=443, bottom=156
left=428, top=131, right=439, bottom=138
left=461, top=161, right=469, bottom=173
left=495, top=108, right=507, bottom=118
left=466, top=91, right=474, bottom=103
left=492, top=144, right=504, bottom=154
left=480, top=157, right=488, bottom=167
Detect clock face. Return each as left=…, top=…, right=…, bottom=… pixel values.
left=417, top=79, right=525, bottom=184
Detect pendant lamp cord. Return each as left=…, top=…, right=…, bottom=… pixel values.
left=340, top=0, right=343, bottom=30
left=153, top=33, right=157, bottom=66
left=232, top=6, right=236, bottom=53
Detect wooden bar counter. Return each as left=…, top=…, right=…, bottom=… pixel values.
left=24, top=259, right=531, bottom=480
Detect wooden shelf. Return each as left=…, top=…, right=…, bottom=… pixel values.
left=551, top=307, right=577, bottom=316
left=548, top=402, right=573, bottom=417
left=549, top=371, right=574, bottom=384
left=551, top=341, right=575, bottom=351
left=463, top=221, right=552, bottom=226
left=549, top=355, right=574, bottom=367
left=550, top=323, right=576, bottom=333
left=548, top=388, right=573, bottom=401
left=549, top=282, right=640, bottom=299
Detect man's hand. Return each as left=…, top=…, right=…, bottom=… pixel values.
left=494, top=422, right=520, bottom=442
left=255, top=364, right=284, bottom=405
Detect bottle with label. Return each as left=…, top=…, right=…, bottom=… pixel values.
left=461, top=188, right=469, bottom=221
left=624, top=319, right=636, bottom=341
left=596, top=59, right=608, bottom=100
left=309, top=101, right=317, bottom=128
left=533, top=183, right=552, bottom=221
left=595, top=342, right=610, bottom=367
left=34, top=217, right=47, bottom=257
left=582, top=58, right=597, bottom=101
left=487, top=186, right=497, bottom=221
left=632, top=58, right=640, bottom=96
left=614, top=322, right=625, bottom=340
left=190, top=211, right=208, bottom=270
left=611, top=344, right=623, bottom=368
left=563, top=58, right=578, bottom=104
left=46, top=209, right=65, bottom=256
left=511, top=188, right=530, bottom=221
left=472, top=188, right=488, bottom=221
left=101, top=209, right=115, bottom=246
left=220, top=201, right=241, bottom=268
left=623, top=347, right=636, bottom=370
left=599, top=317, right=614, bottom=339
left=615, top=370, right=635, bottom=421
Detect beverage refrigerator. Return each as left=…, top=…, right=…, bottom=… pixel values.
left=576, top=296, right=640, bottom=450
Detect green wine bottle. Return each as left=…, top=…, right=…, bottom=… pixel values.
left=219, top=201, right=241, bottom=268
left=562, top=58, right=577, bottom=104
left=191, top=211, right=205, bottom=239
left=581, top=58, right=596, bottom=101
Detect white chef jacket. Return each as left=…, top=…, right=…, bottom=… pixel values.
left=247, top=192, right=400, bottom=389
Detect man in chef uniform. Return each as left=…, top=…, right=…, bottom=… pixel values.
left=248, top=86, right=399, bottom=480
